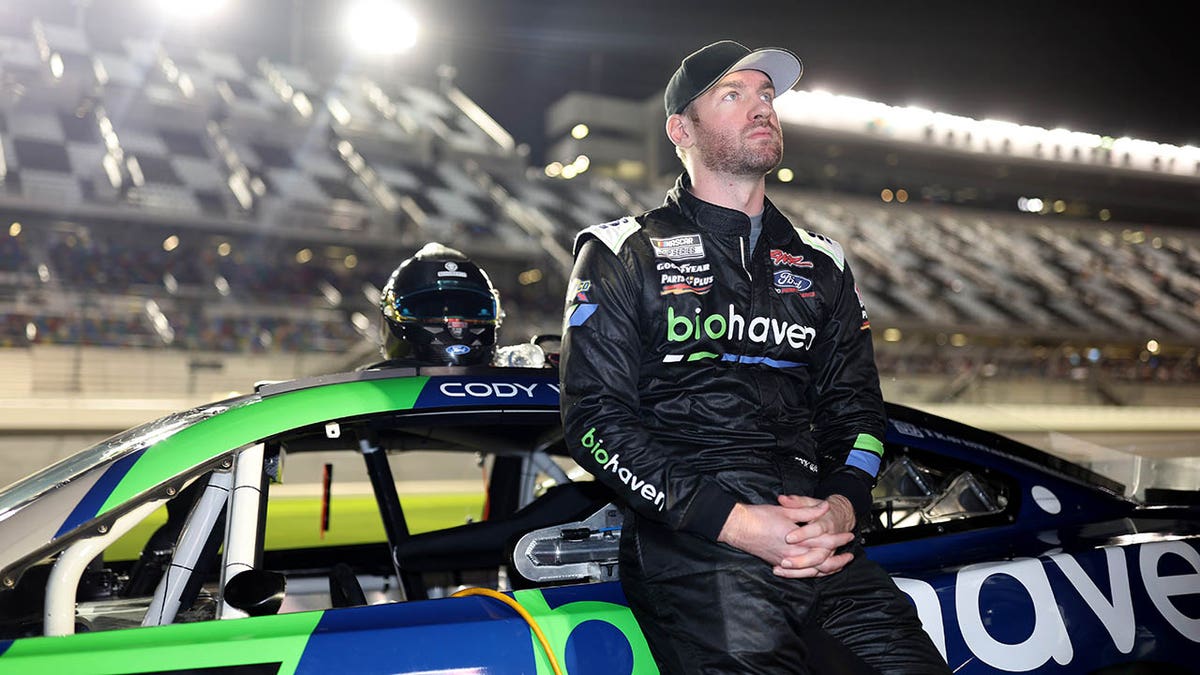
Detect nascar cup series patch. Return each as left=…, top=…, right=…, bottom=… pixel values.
left=650, top=234, right=705, bottom=261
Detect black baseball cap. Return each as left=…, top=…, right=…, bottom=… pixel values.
left=664, top=40, right=803, bottom=116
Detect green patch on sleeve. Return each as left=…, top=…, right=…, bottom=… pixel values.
left=853, top=433, right=884, bottom=456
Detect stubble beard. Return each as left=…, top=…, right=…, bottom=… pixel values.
left=694, top=117, right=783, bottom=177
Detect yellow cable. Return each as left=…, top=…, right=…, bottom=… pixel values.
left=451, top=586, right=565, bottom=675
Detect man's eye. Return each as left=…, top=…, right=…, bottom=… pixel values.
left=723, top=91, right=738, bottom=101
left=761, top=92, right=774, bottom=103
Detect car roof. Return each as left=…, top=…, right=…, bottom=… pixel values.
left=0, top=366, right=561, bottom=578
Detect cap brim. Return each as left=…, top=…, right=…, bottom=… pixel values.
left=725, top=48, right=803, bottom=95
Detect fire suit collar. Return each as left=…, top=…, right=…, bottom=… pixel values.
left=667, top=172, right=790, bottom=244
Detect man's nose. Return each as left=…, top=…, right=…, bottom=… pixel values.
left=751, top=98, right=773, bottom=120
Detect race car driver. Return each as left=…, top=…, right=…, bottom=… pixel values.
left=559, top=40, right=949, bottom=673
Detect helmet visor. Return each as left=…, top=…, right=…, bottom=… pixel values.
left=392, top=287, right=497, bottom=321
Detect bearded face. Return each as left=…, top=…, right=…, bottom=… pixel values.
left=689, top=109, right=783, bottom=177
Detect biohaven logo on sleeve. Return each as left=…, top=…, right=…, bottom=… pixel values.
left=650, top=234, right=705, bottom=261
left=580, top=427, right=666, bottom=510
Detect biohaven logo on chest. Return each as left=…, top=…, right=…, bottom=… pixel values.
left=650, top=234, right=705, bottom=261
left=667, top=304, right=816, bottom=350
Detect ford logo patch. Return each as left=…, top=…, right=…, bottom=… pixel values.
left=773, top=270, right=812, bottom=293
left=446, top=345, right=471, bottom=356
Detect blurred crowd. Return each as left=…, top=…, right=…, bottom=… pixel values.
left=0, top=222, right=561, bottom=354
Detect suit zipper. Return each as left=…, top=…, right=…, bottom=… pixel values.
left=739, top=237, right=752, bottom=281
left=738, top=235, right=754, bottom=365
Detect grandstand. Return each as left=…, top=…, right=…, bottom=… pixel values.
left=1, top=6, right=1198, bottom=492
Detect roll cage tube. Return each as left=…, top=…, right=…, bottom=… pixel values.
left=359, top=434, right=427, bottom=601
left=219, top=443, right=266, bottom=619
left=519, top=448, right=571, bottom=511
left=44, top=499, right=165, bottom=636
left=143, top=468, right=233, bottom=627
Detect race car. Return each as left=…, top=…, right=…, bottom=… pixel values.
left=0, top=364, right=1196, bottom=674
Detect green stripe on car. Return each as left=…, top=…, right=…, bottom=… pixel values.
left=0, top=610, right=324, bottom=674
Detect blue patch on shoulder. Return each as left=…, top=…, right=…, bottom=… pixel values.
left=568, top=303, right=598, bottom=327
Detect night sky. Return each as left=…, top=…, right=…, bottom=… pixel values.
left=12, top=1, right=1200, bottom=162
left=431, top=1, right=1200, bottom=161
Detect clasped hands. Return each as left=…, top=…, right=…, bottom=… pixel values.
left=717, top=494, right=857, bottom=578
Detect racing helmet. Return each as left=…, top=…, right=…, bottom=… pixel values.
left=379, top=243, right=502, bottom=365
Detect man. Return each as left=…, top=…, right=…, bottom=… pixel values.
left=559, top=41, right=949, bottom=673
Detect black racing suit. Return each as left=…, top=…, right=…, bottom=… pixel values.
left=559, top=174, right=948, bottom=674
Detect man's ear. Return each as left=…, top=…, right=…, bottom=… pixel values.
left=666, top=113, right=693, bottom=149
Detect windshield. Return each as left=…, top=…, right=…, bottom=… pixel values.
left=0, top=397, right=249, bottom=519
left=1020, top=430, right=1200, bottom=502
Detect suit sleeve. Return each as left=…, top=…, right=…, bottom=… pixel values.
left=807, top=259, right=887, bottom=524
left=559, top=237, right=738, bottom=541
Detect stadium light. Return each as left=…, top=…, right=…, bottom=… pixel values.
left=571, top=124, right=589, bottom=140
left=346, top=1, right=419, bottom=56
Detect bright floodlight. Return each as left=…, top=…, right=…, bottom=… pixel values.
left=346, top=1, right=419, bottom=56
left=152, top=0, right=228, bottom=20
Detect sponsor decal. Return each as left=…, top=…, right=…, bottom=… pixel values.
left=510, top=589, right=655, bottom=675
left=437, top=380, right=557, bottom=398
left=793, top=455, right=818, bottom=473
left=437, top=261, right=468, bottom=278
left=772, top=270, right=813, bottom=295
left=659, top=272, right=715, bottom=296
left=769, top=249, right=814, bottom=268
left=417, top=377, right=561, bottom=407
left=890, top=420, right=927, bottom=438
left=570, top=278, right=592, bottom=303
left=446, top=318, right=467, bottom=339
left=655, top=260, right=711, bottom=274
left=897, top=541, right=1200, bottom=672
left=666, top=304, right=816, bottom=350
left=580, top=427, right=665, bottom=510
left=855, top=284, right=870, bottom=330
left=445, top=344, right=470, bottom=356
left=650, top=234, right=705, bottom=261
